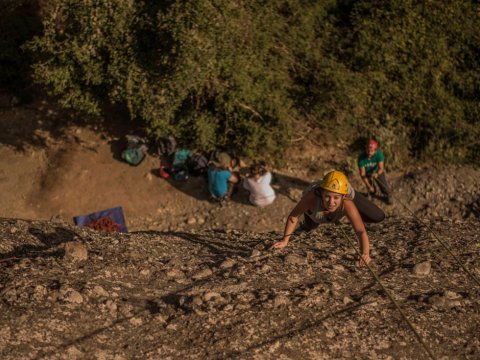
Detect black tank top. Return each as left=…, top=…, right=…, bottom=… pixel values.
left=305, top=189, right=345, bottom=224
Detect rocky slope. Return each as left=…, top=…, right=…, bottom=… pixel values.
left=1, top=216, right=479, bottom=359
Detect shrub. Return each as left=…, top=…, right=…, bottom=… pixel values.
left=0, top=0, right=41, bottom=92
left=26, top=0, right=480, bottom=165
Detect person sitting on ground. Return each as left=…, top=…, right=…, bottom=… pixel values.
left=270, top=170, right=385, bottom=266
left=243, top=162, right=276, bottom=207
left=358, top=139, right=393, bottom=205
left=207, top=152, right=239, bottom=202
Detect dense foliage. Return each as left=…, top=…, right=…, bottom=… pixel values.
left=23, top=0, right=480, bottom=164
left=0, top=0, right=41, bottom=92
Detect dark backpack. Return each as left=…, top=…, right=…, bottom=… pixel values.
left=187, top=154, right=209, bottom=177
left=171, top=164, right=189, bottom=181
left=125, top=135, right=148, bottom=149
left=157, top=136, right=177, bottom=157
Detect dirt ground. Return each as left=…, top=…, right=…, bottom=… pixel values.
left=1, top=96, right=479, bottom=235
left=0, top=96, right=338, bottom=232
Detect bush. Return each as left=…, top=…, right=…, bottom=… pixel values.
left=27, top=0, right=297, bottom=160
left=0, top=0, right=41, bottom=92
left=26, top=0, right=480, bottom=165
left=297, top=0, right=480, bottom=165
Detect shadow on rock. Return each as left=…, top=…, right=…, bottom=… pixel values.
left=0, top=226, right=78, bottom=264
left=271, top=172, right=310, bottom=202
left=220, top=302, right=364, bottom=358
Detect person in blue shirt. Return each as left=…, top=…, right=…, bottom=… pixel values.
left=207, top=152, right=239, bottom=203
left=358, top=139, right=393, bottom=205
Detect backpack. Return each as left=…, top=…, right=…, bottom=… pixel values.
left=172, top=149, right=192, bottom=166
left=169, top=149, right=191, bottom=181
left=121, top=147, right=145, bottom=166
left=187, top=154, right=209, bottom=177
left=121, top=135, right=148, bottom=166
left=171, top=164, right=189, bottom=181
left=125, top=135, right=148, bottom=149
left=157, top=136, right=177, bottom=157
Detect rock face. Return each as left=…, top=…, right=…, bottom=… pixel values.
left=64, top=241, right=88, bottom=261
left=0, top=217, right=479, bottom=359
left=413, top=261, right=432, bottom=276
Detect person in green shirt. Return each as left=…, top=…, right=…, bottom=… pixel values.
left=358, top=139, right=393, bottom=205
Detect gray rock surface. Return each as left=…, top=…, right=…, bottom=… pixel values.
left=413, top=261, right=432, bottom=276
left=0, top=217, right=479, bottom=359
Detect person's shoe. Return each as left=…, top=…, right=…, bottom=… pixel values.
left=221, top=195, right=231, bottom=206
left=159, top=166, right=170, bottom=179
left=210, top=195, right=220, bottom=203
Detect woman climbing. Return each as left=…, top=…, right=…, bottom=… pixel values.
left=270, top=170, right=385, bottom=265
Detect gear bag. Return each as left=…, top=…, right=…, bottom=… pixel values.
left=187, top=154, right=209, bottom=177
left=121, top=135, right=148, bottom=166
left=121, top=147, right=145, bottom=166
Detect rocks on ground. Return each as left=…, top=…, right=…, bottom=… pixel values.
left=0, top=217, right=478, bottom=359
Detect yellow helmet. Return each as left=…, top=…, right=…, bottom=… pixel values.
left=319, top=170, right=349, bottom=195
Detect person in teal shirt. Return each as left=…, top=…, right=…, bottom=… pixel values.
left=207, top=152, right=239, bottom=203
left=358, top=139, right=393, bottom=204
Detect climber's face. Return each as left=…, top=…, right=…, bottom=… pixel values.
left=321, top=190, right=343, bottom=212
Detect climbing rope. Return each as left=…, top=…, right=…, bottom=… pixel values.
left=374, top=177, right=480, bottom=288
left=338, top=226, right=437, bottom=360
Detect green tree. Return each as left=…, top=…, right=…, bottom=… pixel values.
left=0, top=0, right=41, bottom=92
left=28, top=0, right=302, bottom=159
left=303, top=0, right=480, bottom=163
left=27, top=0, right=480, bottom=164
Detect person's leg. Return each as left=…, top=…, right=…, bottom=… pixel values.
left=352, top=192, right=385, bottom=223
left=209, top=194, right=222, bottom=203
left=374, top=173, right=393, bottom=204
left=365, top=175, right=376, bottom=197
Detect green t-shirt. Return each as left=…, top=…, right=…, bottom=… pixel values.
left=358, top=150, right=385, bottom=176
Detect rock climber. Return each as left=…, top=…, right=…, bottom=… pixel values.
left=270, top=170, right=385, bottom=266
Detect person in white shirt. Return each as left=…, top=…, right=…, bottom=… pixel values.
left=243, top=162, right=276, bottom=207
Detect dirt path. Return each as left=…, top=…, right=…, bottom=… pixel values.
left=0, top=99, right=479, bottom=235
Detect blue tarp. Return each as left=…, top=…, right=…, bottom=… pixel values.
left=73, top=206, right=128, bottom=233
